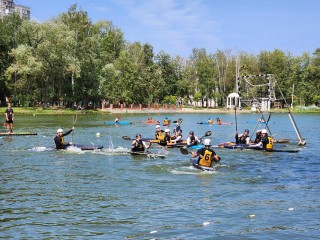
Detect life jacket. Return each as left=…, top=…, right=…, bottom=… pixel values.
left=155, top=131, right=164, bottom=140
left=163, top=119, right=169, bottom=125
left=60, top=136, right=65, bottom=144
left=199, top=149, right=213, bottom=167
left=266, top=136, right=273, bottom=149
left=208, top=120, right=213, bottom=124
left=132, top=140, right=145, bottom=152
left=159, top=134, right=171, bottom=146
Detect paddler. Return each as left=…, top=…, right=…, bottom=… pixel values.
left=235, top=129, right=250, bottom=144
left=172, top=128, right=183, bottom=143
left=192, top=139, right=221, bottom=167
left=207, top=117, right=213, bottom=124
left=249, top=129, right=273, bottom=150
left=187, top=131, right=199, bottom=147
left=5, top=103, right=14, bottom=133
left=54, top=127, right=74, bottom=149
left=114, top=115, right=120, bottom=126
left=155, top=125, right=165, bottom=140
left=147, top=117, right=153, bottom=123
left=159, top=128, right=172, bottom=146
left=132, top=133, right=148, bottom=152
left=163, top=116, right=170, bottom=126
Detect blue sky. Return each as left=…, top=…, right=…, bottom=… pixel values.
left=15, top=0, right=320, bottom=58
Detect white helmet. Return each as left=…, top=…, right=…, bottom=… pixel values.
left=57, top=128, right=63, bottom=133
left=165, top=129, right=170, bottom=133
left=203, top=139, right=211, bottom=146
left=261, top=129, right=267, bottom=134
left=156, top=125, right=161, bottom=129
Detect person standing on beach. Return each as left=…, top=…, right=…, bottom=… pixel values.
left=5, top=104, right=14, bottom=133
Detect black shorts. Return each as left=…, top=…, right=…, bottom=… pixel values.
left=6, top=119, right=13, bottom=124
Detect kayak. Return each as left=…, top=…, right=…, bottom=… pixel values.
left=128, top=151, right=166, bottom=158
left=104, top=121, right=132, bottom=125
left=190, top=159, right=215, bottom=171
left=0, top=132, right=37, bottom=136
left=218, top=142, right=300, bottom=153
left=163, top=140, right=187, bottom=148
left=28, top=144, right=103, bottom=151
left=141, top=121, right=160, bottom=124
left=72, top=144, right=103, bottom=150
left=188, top=144, right=204, bottom=149
left=197, top=122, right=233, bottom=125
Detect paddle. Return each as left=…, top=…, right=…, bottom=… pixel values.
left=71, top=113, right=77, bottom=142
left=180, top=147, right=192, bottom=155
left=122, top=136, right=132, bottom=140
left=234, top=97, right=238, bottom=133
left=122, top=136, right=154, bottom=141
left=199, top=130, right=212, bottom=140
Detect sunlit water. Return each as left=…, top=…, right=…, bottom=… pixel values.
left=1, top=112, right=319, bottom=239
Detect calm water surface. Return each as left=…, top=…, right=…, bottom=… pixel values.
left=1, top=112, right=319, bottom=239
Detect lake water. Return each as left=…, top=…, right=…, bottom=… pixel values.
left=1, top=112, right=319, bottom=239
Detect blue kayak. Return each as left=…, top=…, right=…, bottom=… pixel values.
left=104, top=121, right=132, bottom=125
left=188, top=144, right=204, bottom=149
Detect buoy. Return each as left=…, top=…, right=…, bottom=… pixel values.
left=96, top=132, right=100, bottom=137
left=3, top=122, right=6, bottom=126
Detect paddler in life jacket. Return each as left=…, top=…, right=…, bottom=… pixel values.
left=207, top=117, right=213, bottom=124
left=235, top=129, right=250, bottom=144
left=187, top=131, right=199, bottom=147
left=163, top=116, right=170, bottom=126
left=147, top=117, right=153, bottom=123
left=216, top=117, right=222, bottom=125
left=155, top=125, right=165, bottom=140
left=54, top=127, right=74, bottom=149
left=192, top=139, right=221, bottom=167
left=249, top=129, right=273, bottom=150
left=132, top=133, right=149, bottom=152
left=159, top=128, right=172, bottom=146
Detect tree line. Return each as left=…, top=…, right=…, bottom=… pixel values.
left=0, top=5, right=319, bottom=109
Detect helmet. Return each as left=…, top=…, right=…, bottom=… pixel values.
left=156, top=125, right=161, bottom=129
left=261, top=129, right=267, bottom=134
left=165, top=116, right=168, bottom=119
left=203, top=139, right=211, bottom=146
left=244, top=129, right=249, bottom=133
left=57, top=128, right=63, bottom=133
left=189, top=131, right=194, bottom=135
left=165, top=129, right=170, bottom=133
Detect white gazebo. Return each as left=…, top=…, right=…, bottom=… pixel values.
left=227, top=93, right=240, bottom=109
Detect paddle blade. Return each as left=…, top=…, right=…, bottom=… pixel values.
left=205, top=131, right=212, bottom=136
left=180, top=147, right=191, bottom=155
left=122, top=136, right=132, bottom=140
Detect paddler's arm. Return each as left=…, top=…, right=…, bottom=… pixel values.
left=63, top=127, right=74, bottom=137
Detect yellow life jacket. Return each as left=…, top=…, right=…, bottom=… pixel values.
left=199, top=149, right=213, bottom=167
left=156, top=131, right=164, bottom=141
left=266, top=136, right=273, bottom=149
left=163, top=119, right=169, bottom=125
left=61, top=137, right=65, bottom=144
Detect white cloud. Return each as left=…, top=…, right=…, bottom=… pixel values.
left=115, top=0, right=223, bottom=56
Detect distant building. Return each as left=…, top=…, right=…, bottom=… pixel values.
left=0, top=0, right=30, bottom=20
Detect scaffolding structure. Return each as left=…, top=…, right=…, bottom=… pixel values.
left=236, top=74, right=277, bottom=111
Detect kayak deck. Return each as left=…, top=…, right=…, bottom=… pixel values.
left=0, top=132, right=37, bottom=136
left=190, top=159, right=215, bottom=171
left=128, top=151, right=166, bottom=158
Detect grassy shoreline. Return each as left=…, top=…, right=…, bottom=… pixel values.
left=1, top=107, right=320, bottom=115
